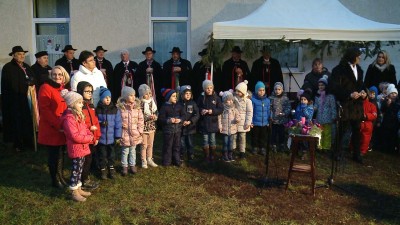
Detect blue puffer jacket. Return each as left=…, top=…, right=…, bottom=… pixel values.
left=294, top=103, right=314, bottom=122
left=96, top=101, right=122, bottom=145
left=197, top=92, right=223, bottom=134
left=252, top=94, right=271, bottom=126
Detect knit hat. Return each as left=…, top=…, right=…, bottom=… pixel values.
left=99, top=86, right=111, bottom=101
left=121, top=86, right=136, bottom=100
left=274, top=82, right=284, bottom=89
left=318, top=75, right=329, bottom=85
left=387, top=83, right=398, bottom=95
left=255, top=81, right=265, bottom=92
left=300, top=90, right=312, bottom=102
left=62, top=91, right=83, bottom=107
left=368, top=86, right=378, bottom=94
left=297, top=89, right=304, bottom=99
left=161, top=88, right=176, bottom=102
left=138, top=84, right=151, bottom=98
left=202, top=80, right=214, bottom=91
left=179, top=85, right=192, bottom=95
left=235, top=80, right=248, bottom=95
left=219, top=90, right=234, bottom=102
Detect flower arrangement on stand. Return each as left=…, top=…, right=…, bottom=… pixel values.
left=284, top=119, right=323, bottom=147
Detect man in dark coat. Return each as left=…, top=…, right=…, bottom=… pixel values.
left=329, top=47, right=364, bottom=164
left=221, top=46, right=250, bottom=91
left=112, top=49, right=139, bottom=103
left=31, top=51, right=52, bottom=91
left=93, top=46, right=113, bottom=87
left=55, top=45, right=79, bottom=76
left=1, top=46, right=36, bottom=151
left=301, top=58, right=331, bottom=97
left=162, top=47, right=192, bottom=91
left=136, top=47, right=163, bottom=107
left=250, top=46, right=283, bottom=94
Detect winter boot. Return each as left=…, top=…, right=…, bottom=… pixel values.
left=130, top=166, right=137, bottom=174
left=57, top=154, right=68, bottom=186
left=203, top=146, right=210, bottom=162
left=228, top=151, right=235, bottom=161
left=261, top=148, right=267, bottom=156
left=210, top=146, right=217, bottom=161
left=222, top=151, right=229, bottom=162
left=78, top=187, right=91, bottom=197
left=251, top=147, right=259, bottom=155
left=49, top=163, right=63, bottom=188
left=71, top=189, right=86, bottom=202
left=142, top=159, right=148, bottom=169
left=121, top=166, right=128, bottom=176
left=108, top=166, right=116, bottom=179
left=100, top=168, right=107, bottom=180
left=147, top=158, right=158, bottom=167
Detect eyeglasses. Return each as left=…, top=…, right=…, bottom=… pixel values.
left=84, top=91, right=93, bottom=94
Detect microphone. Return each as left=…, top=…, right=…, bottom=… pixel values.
left=336, top=101, right=342, bottom=109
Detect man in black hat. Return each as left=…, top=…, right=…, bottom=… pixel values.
left=136, top=47, right=163, bottom=106
left=55, top=45, right=79, bottom=77
left=162, top=47, right=192, bottom=91
left=112, top=49, right=139, bottom=102
left=1, top=46, right=36, bottom=151
left=93, top=46, right=113, bottom=86
left=31, top=51, right=52, bottom=91
left=250, top=46, right=283, bottom=95
left=221, top=46, right=250, bottom=91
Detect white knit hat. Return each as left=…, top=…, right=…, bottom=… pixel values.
left=138, top=84, right=151, bottom=98
left=202, top=80, right=214, bottom=91
left=387, top=83, right=398, bottom=95
left=121, top=86, right=136, bottom=99
left=62, top=91, right=83, bottom=107
left=235, top=80, right=248, bottom=95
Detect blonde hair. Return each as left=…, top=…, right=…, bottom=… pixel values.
left=50, top=65, right=70, bottom=85
left=69, top=100, right=85, bottom=121
left=373, top=50, right=392, bottom=68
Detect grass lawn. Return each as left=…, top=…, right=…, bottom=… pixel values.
left=0, top=132, right=399, bottom=225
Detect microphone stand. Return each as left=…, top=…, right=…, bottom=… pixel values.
left=286, top=63, right=300, bottom=96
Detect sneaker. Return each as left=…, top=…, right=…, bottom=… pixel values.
left=142, top=160, right=148, bottom=169
left=228, top=151, right=235, bottom=161
left=129, top=166, right=137, bottom=174
left=82, top=180, right=99, bottom=191
left=100, top=168, right=107, bottom=180
left=108, top=167, right=115, bottom=179
left=147, top=158, right=158, bottom=167
left=260, top=148, right=266, bottom=156
left=222, top=152, right=229, bottom=162
left=271, top=145, right=277, bottom=153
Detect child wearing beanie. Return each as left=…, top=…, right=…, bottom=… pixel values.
left=60, top=91, right=93, bottom=202
left=251, top=81, right=271, bottom=156
left=233, top=80, right=253, bottom=159
left=116, top=86, right=144, bottom=175
left=179, top=85, right=200, bottom=161
left=218, top=90, right=240, bottom=162
left=138, top=84, right=158, bottom=168
left=197, top=80, right=223, bottom=162
left=380, top=83, right=399, bottom=152
left=95, top=86, right=122, bottom=179
left=158, top=88, right=184, bottom=166
left=269, top=82, right=291, bottom=152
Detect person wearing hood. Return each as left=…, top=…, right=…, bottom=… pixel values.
left=359, top=88, right=377, bottom=155
left=380, top=83, right=399, bottom=153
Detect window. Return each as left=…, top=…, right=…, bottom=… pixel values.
left=33, top=0, right=70, bottom=66
left=151, top=0, right=190, bottom=64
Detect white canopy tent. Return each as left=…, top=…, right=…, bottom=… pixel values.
left=213, top=0, right=400, bottom=41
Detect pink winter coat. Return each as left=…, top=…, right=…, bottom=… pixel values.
left=117, top=99, right=144, bottom=147
left=60, top=109, right=93, bottom=158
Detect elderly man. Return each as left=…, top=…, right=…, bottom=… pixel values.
left=93, top=46, right=113, bottom=86
left=55, top=45, right=79, bottom=76
left=301, top=58, right=330, bottom=97
left=70, top=50, right=107, bottom=107
left=31, top=51, right=52, bottom=90
left=112, top=49, right=139, bottom=102
left=1, top=46, right=36, bottom=151
left=162, top=47, right=192, bottom=91
left=221, top=46, right=250, bottom=91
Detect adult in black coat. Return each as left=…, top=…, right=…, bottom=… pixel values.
left=54, top=45, right=79, bottom=76
left=31, top=51, right=52, bottom=92
left=301, top=58, right=331, bottom=97
left=250, top=46, right=283, bottom=95
left=329, top=47, right=364, bottom=164
left=1, top=46, right=36, bottom=151
left=221, top=46, right=250, bottom=91
left=162, top=47, right=192, bottom=91
left=93, top=46, right=114, bottom=87
left=136, top=47, right=163, bottom=108
left=364, top=50, right=397, bottom=91
left=112, top=49, right=139, bottom=103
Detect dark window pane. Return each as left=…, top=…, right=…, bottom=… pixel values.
left=34, top=0, right=69, bottom=18
left=151, top=0, right=188, bottom=17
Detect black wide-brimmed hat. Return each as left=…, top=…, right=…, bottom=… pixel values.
left=35, top=51, right=48, bottom=58
left=198, top=48, right=208, bottom=56
left=93, top=46, right=107, bottom=52
left=231, top=46, right=243, bottom=53
left=142, top=47, right=156, bottom=54
left=169, top=47, right=183, bottom=53
left=62, top=45, right=77, bottom=52
left=9, top=46, right=28, bottom=56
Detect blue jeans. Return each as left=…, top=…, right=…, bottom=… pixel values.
left=121, top=146, right=137, bottom=167
left=202, top=133, right=216, bottom=148
left=181, top=134, right=194, bottom=156
left=223, top=134, right=236, bottom=152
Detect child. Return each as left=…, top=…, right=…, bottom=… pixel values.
left=76, top=81, right=101, bottom=190
left=233, top=80, right=253, bottom=158
left=179, top=85, right=200, bottom=161
left=197, top=80, right=223, bottom=162
left=381, top=84, right=399, bottom=152
left=158, top=88, right=184, bottom=166
left=219, top=90, right=241, bottom=161
left=138, top=84, right=158, bottom=168
left=60, top=91, right=93, bottom=202
left=368, top=86, right=380, bottom=151
left=359, top=88, right=377, bottom=155
left=269, top=82, right=291, bottom=152
left=294, top=90, right=314, bottom=123
left=116, top=86, right=144, bottom=175
left=251, top=81, right=271, bottom=155
left=95, top=87, right=122, bottom=179
left=314, top=75, right=336, bottom=150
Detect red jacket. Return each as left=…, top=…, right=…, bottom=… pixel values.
left=60, top=110, right=93, bottom=158
left=38, top=81, right=67, bottom=146
left=83, top=101, right=101, bottom=144
left=360, top=99, right=377, bottom=154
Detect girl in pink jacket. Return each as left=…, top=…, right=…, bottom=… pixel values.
left=60, top=91, right=94, bottom=202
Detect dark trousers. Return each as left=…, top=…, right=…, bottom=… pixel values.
left=162, top=131, right=181, bottom=166
left=252, top=125, right=269, bottom=148
left=70, top=157, right=85, bottom=188
left=98, top=144, right=115, bottom=169
left=180, top=134, right=194, bottom=156
left=341, top=120, right=361, bottom=156
left=271, top=124, right=285, bottom=145
left=81, top=144, right=95, bottom=183
left=47, top=145, right=65, bottom=185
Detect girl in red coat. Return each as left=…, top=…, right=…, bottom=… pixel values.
left=76, top=81, right=101, bottom=190
left=360, top=88, right=377, bottom=155
left=60, top=91, right=93, bottom=202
